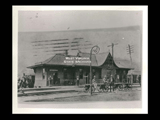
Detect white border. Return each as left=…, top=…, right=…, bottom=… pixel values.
left=12, top=6, right=148, bottom=114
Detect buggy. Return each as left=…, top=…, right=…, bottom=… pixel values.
left=84, top=84, right=95, bottom=93
left=84, top=82, right=110, bottom=93
left=98, top=82, right=109, bottom=92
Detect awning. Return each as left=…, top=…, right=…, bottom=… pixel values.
left=128, top=70, right=141, bottom=75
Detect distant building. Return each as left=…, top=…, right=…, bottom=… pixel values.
left=128, top=70, right=141, bottom=83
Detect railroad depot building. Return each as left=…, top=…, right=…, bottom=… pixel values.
left=19, top=26, right=141, bottom=87
left=27, top=50, right=133, bottom=87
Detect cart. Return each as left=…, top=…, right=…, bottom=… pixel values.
left=114, top=82, right=132, bottom=91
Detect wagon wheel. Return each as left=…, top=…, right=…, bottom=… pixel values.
left=118, top=84, right=123, bottom=91
left=105, top=86, right=109, bottom=92
left=127, top=84, right=132, bottom=90
left=128, top=84, right=132, bottom=88
left=97, top=86, right=101, bottom=92
left=123, top=84, right=128, bottom=91
left=84, top=85, right=90, bottom=93
left=113, top=84, right=118, bottom=91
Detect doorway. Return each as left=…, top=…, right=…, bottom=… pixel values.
left=85, top=73, right=89, bottom=84
left=47, top=71, right=58, bottom=86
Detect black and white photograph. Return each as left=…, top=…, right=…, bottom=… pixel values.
left=12, top=6, right=148, bottom=114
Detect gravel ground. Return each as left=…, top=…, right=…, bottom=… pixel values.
left=18, top=87, right=141, bottom=103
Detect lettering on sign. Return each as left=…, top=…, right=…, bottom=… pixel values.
left=50, top=69, right=58, bottom=71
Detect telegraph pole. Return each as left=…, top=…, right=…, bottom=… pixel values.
left=127, top=44, right=134, bottom=65
left=126, top=44, right=134, bottom=84
left=108, top=43, right=118, bottom=74
left=108, top=43, right=118, bottom=92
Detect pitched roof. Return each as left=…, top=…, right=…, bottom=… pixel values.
left=27, top=51, right=135, bottom=70
left=114, top=58, right=141, bottom=70
left=114, top=59, right=133, bottom=69
left=27, top=52, right=110, bottom=68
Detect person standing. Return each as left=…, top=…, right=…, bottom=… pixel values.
left=103, top=75, right=107, bottom=86
left=92, top=76, right=98, bottom=92
left=76, top=76, right=79, bottom=86
left=103, top=75, right=107, bottom=83
left=109, top=75, right=115, bottom=92
left=22, top=73, right=26, bottom=88
left=53, top=74, right=55, bottom=85
left=18, top=78, right=22, bottom=92
left=138, top=75, right=141, bottom=87
left=117, top=74, right=120, bottom=83
left=19, top=73, right=26, bottom=94
left=49, top=76, right=52, bottom=86
left=102, top=75, right=108, bottom=91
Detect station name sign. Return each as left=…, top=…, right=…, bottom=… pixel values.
left=64, top=57, right=91, bottom=64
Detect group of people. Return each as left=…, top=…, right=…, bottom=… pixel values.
left=92, top=75, right=115, bottom=92
left=76, top=74, right=115, bottom=92
left=48, top=73, right=59, bottom=86
left=18, top=73, right=34, bottom=92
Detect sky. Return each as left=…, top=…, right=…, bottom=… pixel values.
left=18, top=10, right=142, bottom=76
left=18, top=11, right=142, bottom=32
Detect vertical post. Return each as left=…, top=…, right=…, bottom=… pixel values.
left=90, top=50, right=92, bottom=95
left=128, top=45, right=132, bottom=65
left=89, top=45, right=100, bottom=95
left=128, top=44, right=133, bottom=89
left=45, top=68, right=48, bottom=86
left=112, top=43, right=114, bottom=67
left=112, top=43, right=114, bottom=92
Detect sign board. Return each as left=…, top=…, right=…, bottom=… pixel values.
left=49, top=69, right=58, bottom=72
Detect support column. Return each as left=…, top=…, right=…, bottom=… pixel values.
left=45, top=68, right=48, bottom=86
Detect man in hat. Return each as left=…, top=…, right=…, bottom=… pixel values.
left=103, top=75, right=108, bottom=86
left=48, top=76, right=52, bottom=86
left=103, top=75, right=107, bottom=83
left=109, top=74, right=115, bottom=92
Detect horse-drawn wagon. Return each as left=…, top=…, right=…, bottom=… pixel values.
left=84, top=82, right=132, bottom=93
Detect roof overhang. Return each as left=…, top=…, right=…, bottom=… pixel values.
left=27, top=64, right=44, bottom=69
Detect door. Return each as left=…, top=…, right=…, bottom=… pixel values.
left=85, top=73, right=89, bottom=84
left=47, top=71, right=58, bottom=86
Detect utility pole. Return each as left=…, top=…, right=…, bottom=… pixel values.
left=126, top=44, right=134, bottom=84
left=127, top=44, right=134, bottom=66
left=108, top=43, right=118, bottom=74
left=108, top=43, right=118, bottom=92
